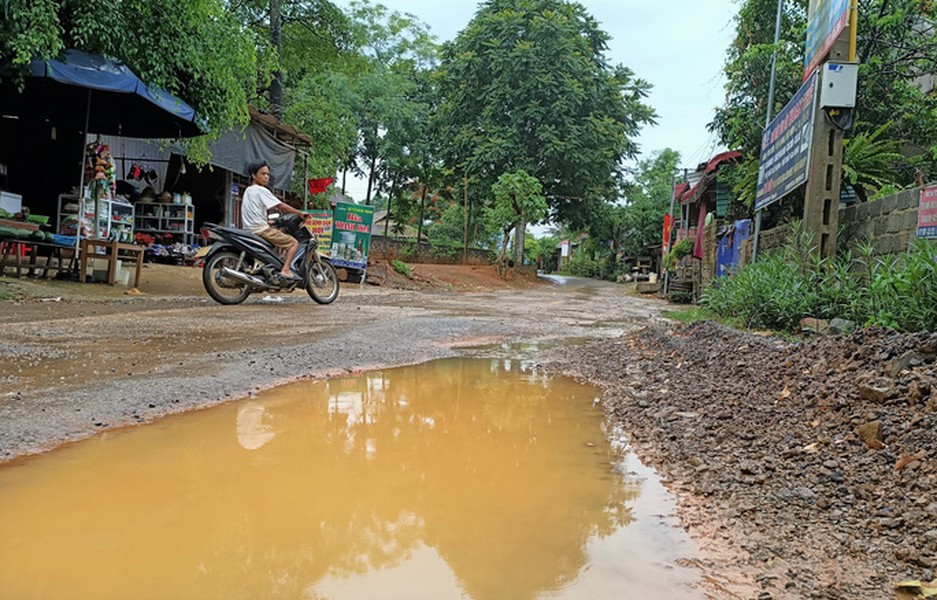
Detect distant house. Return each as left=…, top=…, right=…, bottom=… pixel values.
left=372, top=210, right=420, bottom=239
left=667, top=150, right=742, bottom=299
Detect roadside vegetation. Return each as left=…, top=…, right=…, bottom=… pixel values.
left=700, top=225, right=937, bottom=333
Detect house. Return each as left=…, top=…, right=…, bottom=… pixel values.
left=667, top=150, right=743, bottom=298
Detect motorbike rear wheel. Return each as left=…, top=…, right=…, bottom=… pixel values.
left=203, top=251, right=253, bottom=305
left=305, top=256, right=339, bottom=304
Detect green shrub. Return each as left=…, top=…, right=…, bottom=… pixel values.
left=702, top=223, right=937, bottom=333
left=392, top=260, right=412, bottom=278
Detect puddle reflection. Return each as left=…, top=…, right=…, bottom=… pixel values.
left=0, top=358, right=700, bottom=599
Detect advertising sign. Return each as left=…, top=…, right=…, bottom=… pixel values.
left=918, top=185, right=937, bottom=239
left=755, top=71, right=819, bottom=211
left=803, top=0, right=850, bottom=79
left=329, top=202, right=374, bottom=271
left=303, top=210, right=334, bottom=255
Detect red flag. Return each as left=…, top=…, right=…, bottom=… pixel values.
left=662, top=214, right=673, bottom=254
left=307, top=177, right=334, bottom=195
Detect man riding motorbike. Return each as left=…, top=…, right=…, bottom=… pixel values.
left=241, top=160, right=308, bottom=281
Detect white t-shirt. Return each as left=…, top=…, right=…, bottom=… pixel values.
left=241, top=184, right=281, bottom=233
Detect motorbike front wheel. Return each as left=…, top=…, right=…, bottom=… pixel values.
left=203, top=251, right=253, bottom=305
left=305, top=257, right=339, bottom=304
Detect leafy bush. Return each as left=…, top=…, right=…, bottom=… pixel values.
left=392, top=260, right=412, bottom=278
left=856, top=239, right=937, bottom=331
left=702, top=223, right=937, bottom=333
left=672, top=238, right=694, bottom=258
left=399, top=242, right=417, bottom=260
left=563, top=250, right=603, bottom=279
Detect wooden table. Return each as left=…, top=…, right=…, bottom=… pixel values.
left=79, top=238, right=144, bottom=287
left=0, top=239, right=76, bottom=278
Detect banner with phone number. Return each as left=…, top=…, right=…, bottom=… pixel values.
left=302, top=210, right=334, bottom=255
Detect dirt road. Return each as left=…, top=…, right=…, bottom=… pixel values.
left=3, top=264, right=935, bottom=599
left=0, top=264, right=667, bottom=462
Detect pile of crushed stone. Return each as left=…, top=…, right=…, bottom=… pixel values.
left=549, top=321, right=937, bottom=599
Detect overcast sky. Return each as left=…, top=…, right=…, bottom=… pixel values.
left=336, top=0, right=739, bottom=197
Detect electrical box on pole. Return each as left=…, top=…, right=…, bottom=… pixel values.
left=819, top=62, right=858, bottom=109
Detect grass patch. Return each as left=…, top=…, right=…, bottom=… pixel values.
left=392, top=260, right=412, bottom=278
left=701, top=221, right=937, bottom=333
left=0, top=281, right=26, bottom=302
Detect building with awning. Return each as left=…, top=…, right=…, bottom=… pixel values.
left=673, top=150, right=741, bottom=257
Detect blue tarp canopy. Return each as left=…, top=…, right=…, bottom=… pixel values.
left=1, top=49, right=202, bottom=138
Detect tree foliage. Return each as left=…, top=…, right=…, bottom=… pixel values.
left=340, top=1, right=440, bottom=205
left=621, top=148, right=680, bottom=257
left=487, top=169, right=548, bottom=269
left=435, top=0, right=656, bottom=231
left=1, top=0, right=263, bottom=136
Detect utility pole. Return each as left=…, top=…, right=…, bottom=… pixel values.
left=751, top=0, right=784, bottom=263
left=463, top=172, right=469, bottom=264
left=802, top=8, right=854, bottom=258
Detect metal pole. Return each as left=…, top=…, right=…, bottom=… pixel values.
left=848, top=0, right=859, bottom=62
left=662, top=175, right=677, bottom=294
left=462, top=171, right=468, bottom=265
left=74, top=90, right=92, bottom=263
left=751, top=0, right=784, bottom=263
left=302, top=152, right=309, bottom=210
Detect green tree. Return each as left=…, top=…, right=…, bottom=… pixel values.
left=343, top=1, right=439, bottom=205
left=435, top=0, right=656, bottom=234
left=1, top=0, right=262, bottom=138
left=487, top=169, right=548, bottom=272
left=621, top=148, right=680, bottom=257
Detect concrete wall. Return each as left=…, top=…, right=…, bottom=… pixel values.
left=839, top=186, right=924, bottom=255
left=369, top=235, right=492, bottom=266
left=742, top=184, right=930, bottom=264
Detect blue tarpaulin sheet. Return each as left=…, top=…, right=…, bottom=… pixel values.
left=716, top=219, right=752, bottom=278
left=2, top=49, right=201, bottom=138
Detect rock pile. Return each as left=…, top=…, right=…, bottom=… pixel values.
left=550, top=321, right=937, bottom=599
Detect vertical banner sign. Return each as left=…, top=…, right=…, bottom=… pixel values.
left=803, top=0, right=850, bottom=79
left=303, top=210, right=334, bottom=256
left=330, top=202, right=374, bottom=271
left=755, top=71, right=819, bottom=211
left=662, top=214, right=673, bottom=254
left=918, top=186, right=937, bottom=239
left=715, top=182, right=730, bottom=217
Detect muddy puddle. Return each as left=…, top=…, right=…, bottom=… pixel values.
left=0, top=356, right=701, bottom=599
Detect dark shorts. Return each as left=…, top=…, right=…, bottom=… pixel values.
left=257, top=227, right=296, bottom=250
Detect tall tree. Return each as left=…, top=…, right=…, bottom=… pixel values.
left=343, top=0, right=439, bottom=205
left=228, top=0, right=355, bottom=180
left=435, top=0, right=656, bottom=236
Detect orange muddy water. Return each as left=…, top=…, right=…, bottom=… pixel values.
left=0, top=357, right=702, bottom=599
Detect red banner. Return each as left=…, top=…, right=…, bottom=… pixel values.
left=662, top=214, right=673, bottom=254
left=307, top=177, right=334, bottom=195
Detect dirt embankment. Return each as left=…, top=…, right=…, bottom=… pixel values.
left=548, top=321, right=937, bottom=599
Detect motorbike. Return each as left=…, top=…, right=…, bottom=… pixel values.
left=199, top=214, right=339, bottom=305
